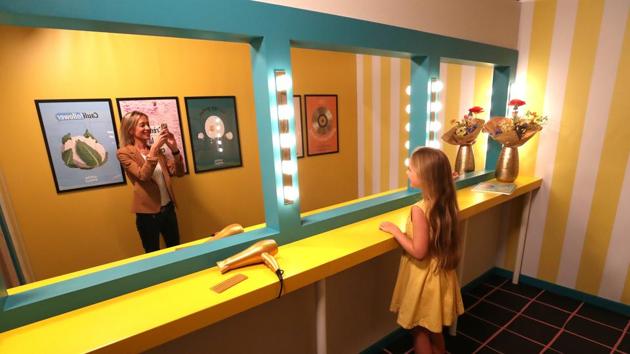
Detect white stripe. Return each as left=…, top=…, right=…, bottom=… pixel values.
left=522, top=0, right=577, bottom=277
left=372, top=56, right=381, bottom=193
left=356, top=54, right=365, bottom=198
left=510, top=1, right=534, bottom=100
left=599, top=155, right=630, bottom=301
left=439, top=62, right=448, bottom=134
left=389, top=58, right=401, bottom=189
left=557, top=0, right=629, bottom=288
left=459, top=65, right=476, bottom=116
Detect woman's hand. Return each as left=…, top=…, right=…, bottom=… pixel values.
left=149, top=130, right=168, bottom=156
left=162, top=127, right=178, bottom=152
left=379, top=221, right=401, bottom=235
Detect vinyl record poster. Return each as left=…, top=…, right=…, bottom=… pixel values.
left=35, top=99, right=126, bottom=193
left=184, top=96, right=243, bottom=173
left=305, top=95, right=339, bottom=156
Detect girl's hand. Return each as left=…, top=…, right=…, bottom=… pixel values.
left=452, top=171, right=459, bottom=180
left=379, top=221, right=401, bottom=235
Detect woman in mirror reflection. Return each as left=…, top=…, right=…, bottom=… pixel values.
left=380, top=147, right=464, bottom=354
left=117, top=111, right=185, bottom=253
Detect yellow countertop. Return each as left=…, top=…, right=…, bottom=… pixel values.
left=0, top=176, right=541, bottom=353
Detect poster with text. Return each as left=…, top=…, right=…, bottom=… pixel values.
left=184, top=96, right=243, bottom=173
left=116, top=97, right=188, bottom=173
left=305, top=94, right=339, bottom=156
left=293, top=95, right=304, bottom=158
left=35, top=99, right=126, bottom=193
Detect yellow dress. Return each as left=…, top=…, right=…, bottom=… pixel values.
left=390, top=201, right=465, bottom=333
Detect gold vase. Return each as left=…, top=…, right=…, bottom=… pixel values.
left=454, top=144, right=475, bottom=175
left=495, top=146, right=519, bottom=182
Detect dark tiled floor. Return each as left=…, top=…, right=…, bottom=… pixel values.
left=377, top=273, right=630, bottom=354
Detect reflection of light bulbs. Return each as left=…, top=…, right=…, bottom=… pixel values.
left=283, top=186, right=299, bottom=202
left=431, top=80, right=444, bottom=93
left=405, top=104, right=411, bottom=114
left=405, top=85, right=411, bottom=96
left=405, top=122, right=410, bottom=132
left=278, top=104, right=292, bottom=121
left=404, top=158, right=409, bottom=167
left=275, top=74, right=292, bottom=92
left=281, top=160, right=297, bottom=175
left=279, top=133, right=295, bottom=148
left=404, top=140, right=410, bottom=150
left=430, top=101, right=443, bottom=113
left=429, top=121, right=442, bottom=132
left=218, top=147, right=224, bottom=153
left=427, top=140, right=441, bottom=149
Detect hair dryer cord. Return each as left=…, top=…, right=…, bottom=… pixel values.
left=275, top=269, right=284, bottom=299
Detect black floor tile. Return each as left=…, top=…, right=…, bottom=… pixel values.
left=551, top=331, right=611, bottom=354
left=469, top=301, right=516, bottom=327
left=507, top=315, right=559, bottom=344
left=465, top=283, right=496, bottom=298
left=500, top=281, right=541, bottom=299
left=618, top=332, right=630, bottom=353
left=523, top=302, right=570, bottom=328
left=536, top=291, right=581, bottom=312
left=566, top=315, right=623, bottom=347
left=384, top=332, right=412, bottom=354
left=444, top=333, right=481, bottom=353
left=483, top=273, right=509, bottom=287
left=462, top=293, right=479, bottom=308
left=476, top=346, right=501, bottom=353
left=457, top=314, right=500, bottom=342
left=487, top=329, right=544, bottom=354
left=485, top=289, right=530, bottom=312
left=577, top=303, right=629, bottom=330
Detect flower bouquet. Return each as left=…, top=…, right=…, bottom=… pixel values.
left=441, top=106, right=485, bottom=174
left=483, top=99, right=548, bottom=182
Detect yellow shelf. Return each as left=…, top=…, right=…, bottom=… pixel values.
left=0, top=176, right=541, bottom=353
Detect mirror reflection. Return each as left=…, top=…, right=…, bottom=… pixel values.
left=0, top=25, right=265, bottom=284
left=437, top=61, right=494, bottom=174
left=291, top=48, right=411, bottom=214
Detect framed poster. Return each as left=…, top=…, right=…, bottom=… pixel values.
left=293, top=95, right=305, bottom=158
left=35, top=99, right=126, bottom=193
left=116, top=97, right=188, bottom=173
left=184, top=96, right=243, bottom=173
left=304, top=94, right=339, bottom=156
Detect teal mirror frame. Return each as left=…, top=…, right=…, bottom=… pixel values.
left=0, top=0, right=516, bottom=332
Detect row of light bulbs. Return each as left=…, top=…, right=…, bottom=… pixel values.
left=404, top=79, right=444, bottom=166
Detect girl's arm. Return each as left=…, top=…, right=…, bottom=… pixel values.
left=379, top=205, right=429, bottom=260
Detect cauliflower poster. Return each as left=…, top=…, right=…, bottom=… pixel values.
left=36, top=99, right=126, bottom=192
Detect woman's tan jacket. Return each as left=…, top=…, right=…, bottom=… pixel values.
left=116, top=145, right=185, bottom=213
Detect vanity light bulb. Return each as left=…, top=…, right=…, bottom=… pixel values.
left=429, top=121, right=442, bottom=132
left=405, top=104, right=411, bottom=114
left=404, top=140, right=410, bottom=150
left=279, top=133, right=295, bottom=148
left=430, top=101, right=443, bottom=113
left=404, top=158, right=410, bottom=167
left=284, top=186, right=299, bottom=202
left=275, top=74, right=292, bottom=92
left=281, top=160, right=297, bottom=175
left=405, top=122, right=410, bottom=132
left=405, top=85, right=411, bottom=96
left=427, top=140, right=441, bottom=149
left=431, top=80, right=444, bottom=93
left=277, top=104, right=292, bottom=121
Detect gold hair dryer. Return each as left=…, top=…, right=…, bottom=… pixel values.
left=212, top=223, right=244, bottom=240
left=216, top=239, right=279, bottom=274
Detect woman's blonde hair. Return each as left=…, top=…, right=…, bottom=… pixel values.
left=409, top=147, right=460, bottom=271
left=119, top=111, right=148, bottom=146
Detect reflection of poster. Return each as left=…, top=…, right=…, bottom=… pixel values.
left=305, top=94, right=339, bottom=156
left=184, top=96, right=243, bottom=173
left=35, top=99, right=126, bottom=193
left=293, top=95, right=304, bottom=158
left=116, top=97, right=188, bottom=173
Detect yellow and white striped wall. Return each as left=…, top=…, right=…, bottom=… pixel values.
left=513, top=0, right=630, bottom=304
left=355, top=56, right=494, bottom=197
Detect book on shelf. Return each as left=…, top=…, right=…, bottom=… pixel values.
left=472, top=181, right=516, bottom=195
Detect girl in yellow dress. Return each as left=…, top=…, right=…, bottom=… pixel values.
left=379, top=147, right=464, bottom=354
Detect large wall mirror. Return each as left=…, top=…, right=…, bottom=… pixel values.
left=0, top=25, right=265, bottom=284
left=437, top=60, right=494, bottom=174
left=291, top=48, right=411, bottom=215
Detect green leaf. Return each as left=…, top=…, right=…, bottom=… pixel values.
left=61, top=133, right=72, bottom=144
left=75, top=140, right=102, bottom=168
left=61, top=149, right=76, bottom=168
left=83, top=129, right=97, bottom=142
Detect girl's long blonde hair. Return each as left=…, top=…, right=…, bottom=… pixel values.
left=119, top=111, right=148, bottom=146
left=410, top=147, right=460, bottom=271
